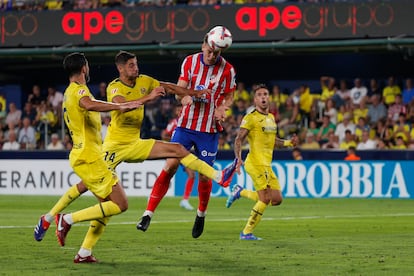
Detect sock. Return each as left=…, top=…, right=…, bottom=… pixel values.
left=183, top=177, right=195, bottom=200
left=79, top=217, right=110, bottom=254
left=180, top=154, right=219, bottom=181
left=147, top=170, right=172, bottom=212
left=71, top=201, right=121, bottom=223
left=240, top=189, right=258, bottom=202
left=242, top=201, right=267, bottom=235
left=197, top=179, right=212, bottom=213
left=47, top=185, right=81, bottom=222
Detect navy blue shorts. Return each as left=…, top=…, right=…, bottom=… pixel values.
left=171, top=127, right=219, bottom=166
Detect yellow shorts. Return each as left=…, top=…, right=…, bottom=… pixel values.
left=102, top=138, right=156, bottom=170
left=71, top=157, right=119, bottom=199
left=245, top=162, right=280, bottom=191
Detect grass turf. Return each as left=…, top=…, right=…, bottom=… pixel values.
left=0, top=195, right=413, bottom=275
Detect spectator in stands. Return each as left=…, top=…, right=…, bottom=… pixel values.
left=382, top=76, right=401, bottom=106
left=376, top=138, right=389, bottom=149
left=332, top=79, right=350, bottom=108
left=344, top=146, right=360, bottom=161
left=300, top=132, right=320, bottom=149
left=321, top=131, right=339, bottom=149
left=27, top=84, right=46, bottom=108
left=297, top=84, right=316, bottom=125
left=2, top=130, right=20, bottom=150
left=22, top=102, right=37, bottom=125
left=95, top=82, right=108, bottom=101
left=357, top=129, right=377, bottom=150
left=334, top=112, right=355, bottom=143
left=0, top=102, right=5, bottom=125
left=374, top=118, right=393, bottom=142
left=0, top=93, right=6, bottom=114
left=354, top=116, right=370, bottom=142
left=402, top=78, right=414, bottom=105
left=35, top=101, right=58, bottom=149
left=316, top=115, right=336, bottom=144
left=323, top=98, right=337, bottom=125
left=277, top=96, right=300, bottom=138
left=367, top=78, right=382, bottom=103
left=349, top=78, right=367, bottom=107
left=234, top=82, right=251, bottom=105
left=218, top=133, right=231, bottom=150
left=232, top=98, right=248, bottom=118
left=152, top=98, right=173, bottom=139
left=101, top=114, right=111, bottom=140
left=367, top=94, right=387, bottom=127
left=44, top=0, right=63, bottom=10
left=47, top=86, right=64, bottom=114
left=18, top=117, right=37, bottom=149
left=393, top=135, right=407, bottom=149
left=339, top=129, right=357, bottom=150
left=352, top=98, right=368, bottom=124
left=46, top=133, right=65, bottom=150
left=392, top=113, right=410, bottom=143
left=4, top=102, right=22, bottom=131
left=299, top=119, right=318, bottom=143
left=387, top=94, right=406, bottom=123
left=319, top=75, right=336, bottom=104
left=62, top=133, right=73, bottom=150
left=292, top=147, right=303, bottom=160
left=269, top=84, right=287, bottom=109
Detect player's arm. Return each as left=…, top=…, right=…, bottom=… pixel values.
left=234, top=127, right=248, bottom=174
left=111, top=87, right=165, bottom=106
left=275, top=134, right=298, bottom=149
left=79, top=96, right=140, bottom=112
left=160, top=81, right=210, bottom=99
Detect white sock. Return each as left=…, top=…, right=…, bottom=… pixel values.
left=197, top=210, right=206, bottom=217
left=44, top=213, right=53, bottom=223
left=63, top=214, right=73, bottom=225
left=143, top=210, right=154, bottom=217
left=78, top=248, right=92, bottom=258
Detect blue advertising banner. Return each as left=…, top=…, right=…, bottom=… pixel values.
left=174, top=160, right=414, bottom=199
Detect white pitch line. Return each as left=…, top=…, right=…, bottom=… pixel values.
left=1, top=213, right=414, bottom=229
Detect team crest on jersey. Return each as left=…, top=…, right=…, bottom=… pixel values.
left=111, top=88, right=118, bottom=94
left=210, top=75, right=219, bottom=84
left=141, top=88, right=146, bottom=94
left=78, top=89, right=86, bottom=95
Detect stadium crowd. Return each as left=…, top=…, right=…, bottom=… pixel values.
left=1, top=76, right=414, bottom=151
left=0, top=0, right=360, bottom=11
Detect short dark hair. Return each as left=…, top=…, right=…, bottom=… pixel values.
left=253, top=84, right=269, bottom=94
left=63, top=52, right=87, bottom=77
left=115, top=50, right=136, bottom=65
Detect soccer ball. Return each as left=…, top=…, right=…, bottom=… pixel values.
left=206, top=26, right=232, bottom=51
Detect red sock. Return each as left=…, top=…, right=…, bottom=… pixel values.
left=197, top=180, right=212, bottom=213
left=147, top=170, right=172, bottom=212
left=183, top=177, right=195, bottom=200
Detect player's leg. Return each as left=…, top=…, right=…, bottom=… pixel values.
left=55, top=161, right=127, bottom=247
left=226, top=184, right=258, bottom=208
left=240, top=189, right=269, bottom=241
left=180, top=167, right=195, bottom=210
left=34, top=181, right=88, bottom=242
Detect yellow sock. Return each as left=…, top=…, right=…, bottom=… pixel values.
left=243, top=201, right=267, bottom=235
left=72, top=201, right=121, bottom=223
left=240, top=189, right=258, bottom=201
left=180, top=154, right=218, bottom=180
left=49, top=185, right=81, bottom=216
left=80, top=217, right=110, bottom=251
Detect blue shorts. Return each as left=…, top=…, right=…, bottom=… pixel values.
left=171, top=127, right=219, bottom=166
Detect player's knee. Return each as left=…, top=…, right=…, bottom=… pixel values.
left=271, top=198, right=283, bottom=206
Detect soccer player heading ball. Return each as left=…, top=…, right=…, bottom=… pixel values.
left=137, top=25, right=237, bottom=238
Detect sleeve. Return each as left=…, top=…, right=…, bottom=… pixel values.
left=240, top=113, right=253, bottom=131
left=106, top=82, right=121, bottom=102
left=223, top=66, right=236, bottom=94
left=178, top=56, right=191, bottom=83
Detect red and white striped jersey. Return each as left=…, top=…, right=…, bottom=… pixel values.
left=177, top=53, right=236, bottom=133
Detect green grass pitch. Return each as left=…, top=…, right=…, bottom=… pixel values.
left=1, top=195, right=413, bottom=275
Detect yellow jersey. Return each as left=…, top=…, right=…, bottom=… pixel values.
left=240, top=109, right=276, bottom=166
left=63, top=82, right=102, bottom=163
left=105, top=74, right=160, bottom=144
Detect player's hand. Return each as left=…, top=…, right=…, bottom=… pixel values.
left=149, top=86, right=166, bottom=100
left=214, top=105, right=229, bottom=122
left=290, top=134, right=298, bottom=147
left=120, top=100, right=142, bottom=111
left=181, top=95, right=193, bottom=106
left=235, top=158, right=244, bottom=175
left=193, top=89, right=212, bottom=100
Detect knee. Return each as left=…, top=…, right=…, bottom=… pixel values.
left=271, top=198, right=283, bottom=206
left=118, top=199, right=128, bottom=212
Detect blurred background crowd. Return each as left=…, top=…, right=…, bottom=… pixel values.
left=1, top=75, right=413, bottom=151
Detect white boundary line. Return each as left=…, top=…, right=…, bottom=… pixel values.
left=2, top=213, right=414, bottom=229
